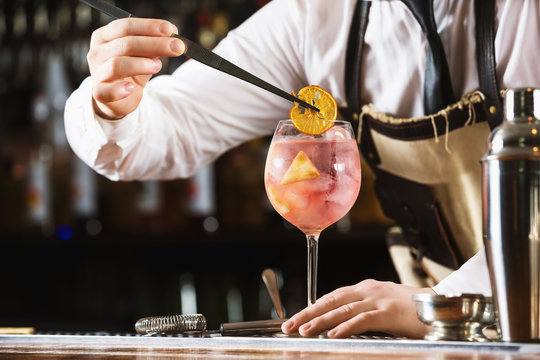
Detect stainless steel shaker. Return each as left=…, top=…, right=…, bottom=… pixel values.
left=482, top=87, right=540, bottom=342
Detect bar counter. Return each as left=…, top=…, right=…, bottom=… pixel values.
left=2, top=333, right=540, bottom=359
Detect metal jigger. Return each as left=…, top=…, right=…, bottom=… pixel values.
left=413, top=294, right=495, bottom=342
left=482, top=87, right=540, bottom=342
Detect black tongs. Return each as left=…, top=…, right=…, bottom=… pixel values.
left=79, top=0, right=320, bottom=112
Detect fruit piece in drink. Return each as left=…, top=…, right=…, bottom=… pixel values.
left=280, top=151, right=320, bottom=185
left=266, top=184, right=291, bottom=214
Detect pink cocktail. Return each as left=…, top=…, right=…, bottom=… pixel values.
left=264, top=120, right=361, bottom=305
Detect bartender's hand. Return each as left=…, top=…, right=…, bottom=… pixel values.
left=87, top=18, right=185, bottom=120
left=281, top=279, right=434, bottom=339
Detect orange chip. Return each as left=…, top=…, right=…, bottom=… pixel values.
left=290, top=85, right=337, bottom=135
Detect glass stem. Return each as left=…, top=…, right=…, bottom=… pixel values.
left=306, top=233, right=320, bottom=306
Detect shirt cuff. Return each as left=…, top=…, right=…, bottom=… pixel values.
left=95, top=109, right=140, bottom=143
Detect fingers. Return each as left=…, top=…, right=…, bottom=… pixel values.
left=87, top=18, right=184, bottom=80
left=93, top=80, right=135, bottom=104
left=89, top=35, right=185, bottom=67
left=90, top=18, right=178, bottom=46
left=326, top=310, right=386, bottom=338
left=86, top=18, right=180, bottom=120
left=282, top=285, right=362, bottom=335
left=94, top=56, right=162, bottom=82
left=298, top=301, right=374, bottom=337
left=92, top=78, right=148, bottom=120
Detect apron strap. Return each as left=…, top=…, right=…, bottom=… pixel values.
left=342, top=1, right=381, bottom=164
left=475, top=0, right=503, bottom=129
left=400, top=0, right=456, bottom=115
left=345, top=1, right=371, bottom=118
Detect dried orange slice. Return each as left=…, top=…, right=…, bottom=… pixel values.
left=280, top=151, right=320, bottom=185
left=290, top=85, right=337, bottom=135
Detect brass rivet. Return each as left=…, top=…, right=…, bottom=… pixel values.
left=353, top=113, right=359, bottom=120
left=489, top=106, right=497, bottom=114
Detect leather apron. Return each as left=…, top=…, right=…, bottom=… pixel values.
left=339, top=0, right=503, bottom=284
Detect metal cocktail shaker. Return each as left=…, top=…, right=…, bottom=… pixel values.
left=482, top=87, right=540, bottom=342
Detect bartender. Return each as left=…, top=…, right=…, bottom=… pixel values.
left=64, top=0, right=539, bottom=339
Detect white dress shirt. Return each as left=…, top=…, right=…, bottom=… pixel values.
left=64, top=0, right=540, bottom=296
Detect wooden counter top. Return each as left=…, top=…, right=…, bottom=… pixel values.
left=1, top=334, right=540, bottom=359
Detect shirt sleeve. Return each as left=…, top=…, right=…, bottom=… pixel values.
left=64, top=0, right=312, bottom=181
left=432, top=249, right=492, bottom=296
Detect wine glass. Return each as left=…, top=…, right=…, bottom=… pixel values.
left=264, top=120, right=361, bottom=306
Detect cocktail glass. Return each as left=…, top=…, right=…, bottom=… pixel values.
left=264, top=120, right=361, bottom=306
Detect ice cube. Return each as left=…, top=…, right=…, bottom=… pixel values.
left=282, top=187, right=310, bottom=210
left=324, top=126, right=351, bottom=141
left=337, top=148, right=361, bottom=178
left=326, top=173, right=360, bottom=206
left=316, top=173, right=336, bottom=193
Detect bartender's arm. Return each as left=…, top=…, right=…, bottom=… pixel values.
left=64, top=0, right=306, bottom=182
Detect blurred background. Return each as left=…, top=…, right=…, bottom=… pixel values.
left=0, top=0, right=396, bottom=333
